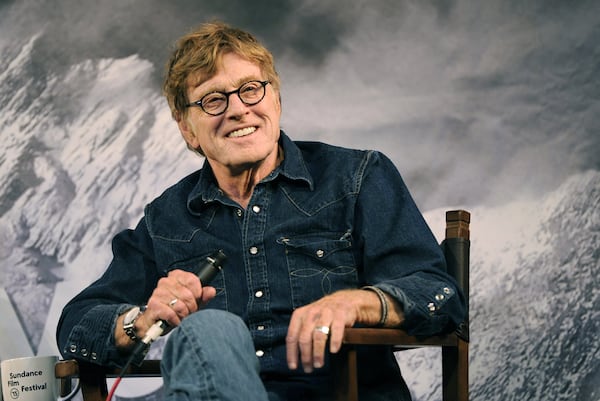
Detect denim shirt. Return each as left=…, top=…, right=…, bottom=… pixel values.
left=57, top=131, right=466, bottom=384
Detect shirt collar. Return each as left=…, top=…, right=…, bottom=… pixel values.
left=187, top=131, right=313, bottom=213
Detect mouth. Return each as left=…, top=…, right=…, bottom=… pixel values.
left=227, top=126, right=257, bottom=138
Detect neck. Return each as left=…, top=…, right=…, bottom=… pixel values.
left=220, top=167, right=264, bottom=209
left=211, top=147, right=283, bottom=209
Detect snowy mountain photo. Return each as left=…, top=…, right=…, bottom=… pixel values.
left=1, top=1, right=598, bottom=400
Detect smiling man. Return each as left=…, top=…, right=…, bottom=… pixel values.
left=57, top=21, right=466, bottom=401
left=177, top=52, right=282, bottom=207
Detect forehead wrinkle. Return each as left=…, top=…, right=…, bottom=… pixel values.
left=188, top=73, right=264, bottom=100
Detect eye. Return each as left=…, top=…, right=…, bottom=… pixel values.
left=241, top=81, right=261, bottom=93
left=201, top=92, right=226, bottom=108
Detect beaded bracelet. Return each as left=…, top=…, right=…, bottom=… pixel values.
left=362, top=285, right=389, bottom=327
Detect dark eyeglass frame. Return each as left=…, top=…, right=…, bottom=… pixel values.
left=185, top=80, right=270, bottom=116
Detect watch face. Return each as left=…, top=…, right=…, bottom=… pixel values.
left=124, top=307, right=141, bottom=326
left=124, top=306, right=141, bottom=341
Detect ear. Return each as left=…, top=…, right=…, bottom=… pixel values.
left=272, top=87, right=282, bottom=113
left=177, top=117, right=199, bottom=149
left=276, top=94, right=282, bottom=114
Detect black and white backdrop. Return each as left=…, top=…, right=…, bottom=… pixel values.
left=1, top=1, right=598, bottom=400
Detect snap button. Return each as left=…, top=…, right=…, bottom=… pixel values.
left=427, top=302, right=436, bottom=312
left=255, top=290, right=264, bottom=298
left=249, top=246, right=258, bottom=255
left=69, top=344, right=77, bottom=353
left=91, top=352, right=98, bottom=360
left=81, top=349, right=89, bottom=357
left=316, top=249, right=325, bottom=258
left=443, top=287, right=451, bottom=294
left=236, top=209, right=243, bottom=217
left=257, top=325, right=265, bottom=331
left=435, top=294, right=445, bottom=301
left=252, top=205, right=261, bottom=213
left=256, top=350, right=265, bottom=357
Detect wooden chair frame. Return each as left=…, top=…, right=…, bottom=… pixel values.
left=57, top=210, right=470, bottom=401
left=332, top=209, right=470, bottom=401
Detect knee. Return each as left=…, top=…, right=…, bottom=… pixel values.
left=161, top=310, right=266, bottom=398
left=173, top=309, right=252, bottom=350
left=180, top=309, right=246, bottom=333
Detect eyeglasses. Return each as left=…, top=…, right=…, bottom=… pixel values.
left=185, top=80, right=270, bottom=116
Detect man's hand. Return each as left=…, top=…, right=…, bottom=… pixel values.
left=115, top=269, right=216, bottom=349
left=141, top=269, right=217, bottom=330
left=285, top=288, right=403, bottom=373
left=285, top=290, right=365, bottom=373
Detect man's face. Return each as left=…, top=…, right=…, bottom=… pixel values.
left=177, top=52, right=281, bottom=175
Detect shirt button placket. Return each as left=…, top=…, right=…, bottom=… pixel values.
left=246, top=191, right=270, bottom=365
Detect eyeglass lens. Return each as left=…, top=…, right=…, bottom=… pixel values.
left=200, top=81, right=267, bottom=115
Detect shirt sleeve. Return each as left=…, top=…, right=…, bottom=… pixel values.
left=56, top=217, right=161, bottom=368
left=355, top=151, right=467, bottom=336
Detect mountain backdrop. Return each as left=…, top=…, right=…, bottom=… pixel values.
left=1, top=1, right=598, bottom=400
left=401, top=171, right=600, bottom=401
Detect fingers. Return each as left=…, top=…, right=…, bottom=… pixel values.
left=311, top=324, right=330, bottom=370
left=166, top=269, right=204, bottom=313
left=145, top=269, right=204, bottom=327
left=286, top=307, right=333, bottom=373
left=285, top=309, right=303, bottom=371
left=286, top=295, right=354, bottom=374
left=199, top=286, right=217, bottom=305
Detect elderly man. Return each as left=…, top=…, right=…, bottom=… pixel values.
left=57, top=21, right=466, bottom=401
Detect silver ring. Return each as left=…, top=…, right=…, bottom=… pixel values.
left=169, top=298, right=178, bottom=307
left=314, top=326, right=330, bottom=335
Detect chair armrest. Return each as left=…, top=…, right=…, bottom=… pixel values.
left=56, top=359, right=80, bottom=378
left=334, top=327, right=468, bottom=401
left=342, top=327, right=460, bottom=347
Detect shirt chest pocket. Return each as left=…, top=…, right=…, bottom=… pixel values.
left=277, top=234, right=358, bottom=308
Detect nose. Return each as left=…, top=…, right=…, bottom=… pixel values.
left=225, top=93, right=250, bottom=118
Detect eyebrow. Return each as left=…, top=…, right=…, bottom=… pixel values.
left=193, top=75, right=262, bottom=95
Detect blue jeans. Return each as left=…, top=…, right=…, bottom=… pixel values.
left=161, top=310, right=333, bottom=401
left=161, top=310, right=409, bottom=401
left=161, top=310, right=269, bottom=400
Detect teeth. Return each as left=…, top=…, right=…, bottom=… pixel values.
left=228, top=126, right=256, bottom=138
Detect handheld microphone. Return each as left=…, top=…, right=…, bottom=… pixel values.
left=133, top=250, right=226, bottom=356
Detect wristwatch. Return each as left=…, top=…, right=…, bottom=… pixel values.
left=123, top=306, right=143, bottom=342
